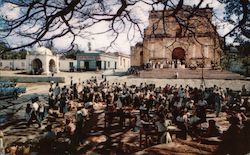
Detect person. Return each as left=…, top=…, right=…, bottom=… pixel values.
left=49, top=81, right=54, bottom=91
left=43, top=125, right=56, bottom=140
left=40, top=124, right=56, bottom=153
left=176, top=110, right=188, bottom=140
left=59, top=94, right=67, bottom=117
left=27, top=98, right=41, bottom=127
left=155, top=116, right=167, bottom=144
left=53, top=82, right=60, bottom=101
left=175, top=71, right=179, bottom=79
left=65, top=119, right=76, bottom=142
left=196, top=97, right=207, bottom=123
left=214, top=91, right=222, bottom=117
left=236, top=107, right=247, bottom=125
left=241, top=120, right=250, bottom=154
left=70, top=76, right=73, bottom=87
left=206, top=120, right=220, bottom=137
left=38, top=101, right=46, bottom=121
left=0, top=130, right=4, bottom=155
left=242, top=85, right=247, bottom=95
left=216, top=116, right=244, bottom=155
left=75, top=107, right=84, bottom=145
left=73, top=83, right=78, bottom=99
left=25, top=103, right=32, bottom=121
left=48, top=93, right=55, bottom=109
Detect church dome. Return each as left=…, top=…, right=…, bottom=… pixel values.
left=34, top=46, right=53, bottom=55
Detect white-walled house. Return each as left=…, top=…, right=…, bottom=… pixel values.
left=0, top=59, right=26, bottom=70
left=0, top=47, right=130, bottom=73
left=76, top=51, right=130, bottom=71
left=115, top=52, right=130, bottom=70
left=59, top=59, right=77, bottom=71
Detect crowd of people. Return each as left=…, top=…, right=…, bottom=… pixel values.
left=2, top=76, right=250, bottom=154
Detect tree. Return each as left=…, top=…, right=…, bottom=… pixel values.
left=218, top=0, right=250, bottom=41
left=0, top=0, right=249, bottom=52
left=0, top=41, right=10, bottom=56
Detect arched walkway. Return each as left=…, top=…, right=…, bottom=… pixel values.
left=49, top=59, right=56, bottom=72
left=172, top=47, right=186, bottom=68
left=32, top=58, right=43, bottom=74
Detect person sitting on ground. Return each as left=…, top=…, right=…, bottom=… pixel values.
left=64, top=119, right=76, bottom=141
left=206, top=120, right=220, bottom=137
left=241, top=120, right=250, bottom=154
left=237, top=107, right=248, bottom=125
left=242, top=97, right=250, bottom=112
left=176, top=110, right=188, bottom=140
left=40, top=124, right=56, bottom=153
left=216, top=116, right=244, bottom=155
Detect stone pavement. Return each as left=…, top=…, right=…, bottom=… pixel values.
left=138, top=68, right=246, bottom=79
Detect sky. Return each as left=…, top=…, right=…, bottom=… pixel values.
left=0, top=0, right=235, bottom=54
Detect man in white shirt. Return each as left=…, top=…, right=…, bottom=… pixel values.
left=27, top=98, right=41, bottom=128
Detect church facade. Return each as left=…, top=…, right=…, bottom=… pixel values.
left=131, top=6, right=223, bottom=69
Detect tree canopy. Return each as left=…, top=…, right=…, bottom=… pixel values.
left=0, top=0, right=249, bottom=51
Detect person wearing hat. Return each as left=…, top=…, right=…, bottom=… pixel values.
left=0, top=130, right=4, bottom=155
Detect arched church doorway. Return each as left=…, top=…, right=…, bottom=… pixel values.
left=49, top=59, right=56, bottom=73
left=172, top=47, right=186, bottom=68
left=32, top=58, right=43, bottom=75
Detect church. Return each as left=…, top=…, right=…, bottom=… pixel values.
left=131, top=6, right=223, bottom=69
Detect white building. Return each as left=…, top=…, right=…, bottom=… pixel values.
left=26, top=47, right=60, bottom=75
left=59, top=59, right=77, bottom=71
left=115, top=52, right=131, bottom=70
left=0, top=47, right=60, bottom=75
left=0, top=47, right=130, bottom=73
left=76, top=51, right=130, bottom=71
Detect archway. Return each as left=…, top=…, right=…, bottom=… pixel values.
left=172, top=47, right=186, bottom=68
left=49, top=59, right=56, bottom=72
left=32, top=58, right=43, bottom=74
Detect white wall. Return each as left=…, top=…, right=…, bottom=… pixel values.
left=117, top=55, right=130, bottom=70
left=100, top=55, right=118, bottom=70
left=0, top=59, right=26, bottom=70
left=59, top=59, right=77, bottom=71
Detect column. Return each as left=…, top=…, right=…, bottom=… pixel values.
left=56, top=56, right=60, bottom=73
left=43, top=57, right=49, bottom=75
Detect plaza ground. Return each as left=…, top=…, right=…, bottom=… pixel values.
left=0, top=70, right=250, bottom=154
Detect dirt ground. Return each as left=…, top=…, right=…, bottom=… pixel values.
left=0, top=70, right=249, bottom=154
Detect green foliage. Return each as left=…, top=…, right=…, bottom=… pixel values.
left=218, top=0, right=250, bottom=41
left=1, top=49, right=27, bottom=59
left=241, top=56, right=250, bottom=66
left=238, top=41, right=250, bottom=56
